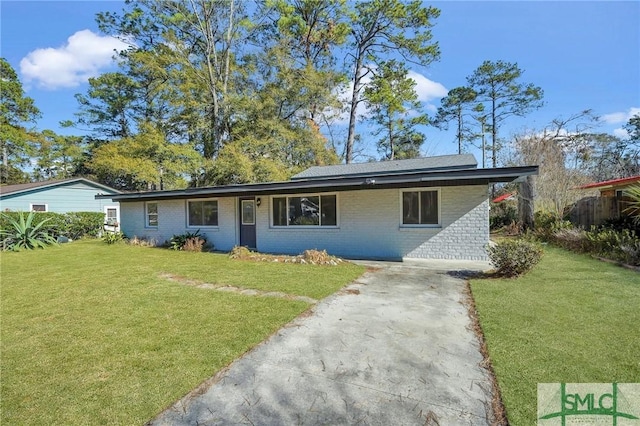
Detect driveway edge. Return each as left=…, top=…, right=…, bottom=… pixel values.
left=463, top=281, right=509, bottom=426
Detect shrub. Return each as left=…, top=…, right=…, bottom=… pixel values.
left=169, top=230, right=207, bottom=251
left=600, top=216, right=640, bottom=234
left=103, top=231, right=126, bottom=245
left=229, top=245, right=253, bottom=259
left=301, top=249, right=332, bottom=264
left=533, top=211, right=573, bottom=242
left=182, top=237, right=205, bottom=252
left=128, top=236, right=158, bottom=247
left=487, top=239, right=543, bottom=277
left=550, top=227, right=589, bottom=252
left=490, top=203, right=518, bottom=230
left=0, top=211, right=104, bottom=240
left=0, top=211, right=66, bottom=238
left=0, top=211, right=58, bottom=251
left=585, top=227, right=640, bottom=265
left=64, top=212, right=105, bottom=239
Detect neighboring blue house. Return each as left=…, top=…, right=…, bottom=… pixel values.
left=98, top=154, right=538, bottom=261
left=1, top=178, right=121, bottom=226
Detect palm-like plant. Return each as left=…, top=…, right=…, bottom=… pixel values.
left=623, top=184, right=640, bottom=225
left=0, top=211, right=58, bottom=251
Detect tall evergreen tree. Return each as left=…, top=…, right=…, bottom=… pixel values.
left=433, top=86, right=477, bottom=155
left=0, top=58, right=41, bottom=183
left=363, top=60, right=427, bottom=160
left=467, top=60, right=544, bottom=167
left=344, top=0, right=440, bottom=163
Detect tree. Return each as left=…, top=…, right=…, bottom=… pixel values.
left=267, top=0, right=349, bottom=124
left=344, top=0, right=440, bottom=163
left=363, top=60, right=427, bottom=160
left=467, top=60, right=544, bottom=167
left=97, top=0, right=249, bottom=158
left=89, top=123, right=201, bottom=191
left=73, top=73, right=139, bottom=141
left=0, top=58, right=41, bottom=184
left=433, top=86, right=477, bottom=154
left=511, top=111, right=598, bottom=217
left=584, top=133, right=640, bottom=182
left=32, top=130, right=85, bottom=180
left=625, top=113, right=640, bottom=142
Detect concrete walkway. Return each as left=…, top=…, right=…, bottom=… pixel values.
left=149, top=261, right=494, bottom=426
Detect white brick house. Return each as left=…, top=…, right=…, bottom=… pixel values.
left=99, top=154, right=537, bottom=261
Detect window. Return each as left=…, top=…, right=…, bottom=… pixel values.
left=146, top=202, right=158, bottom=227
left=188, top=200, right=218, bottom=227
left=402, top=190, right=439, bottom=225
left=241, top=200, right=255, bottom=225
left=272, top=194, right=337, bottom=227
left=105, top=208, right=118, bottom=225
left=30, top=204, right=47, bottom=212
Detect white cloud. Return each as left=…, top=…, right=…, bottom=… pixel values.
left=407, top=71, right=448, bottom=102
left=613, top=127, right=630, bottom=138
left=601, top=107, right=640, bottom=124
left=324, top=69, right=447, bottom=125
left=20, top=30, right=129, bottom=90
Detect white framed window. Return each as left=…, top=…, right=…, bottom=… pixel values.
left=400, top=189, right=440, bottom=226
left=146, top=202, right=158, bottom=227
left=187, top=199, right=218, bottom=227
left=104, top=206, right=119, bottom=226
left=30, top=203, right=48, bottom=212
left=271, top=193, right=338, bottom=227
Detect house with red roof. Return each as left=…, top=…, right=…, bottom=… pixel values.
left=577, top=175, right=640, bottom=197
left=571, top=175, right=640, bottom=227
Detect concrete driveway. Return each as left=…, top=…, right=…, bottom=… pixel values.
left=149, top=260, right=494, bottom=426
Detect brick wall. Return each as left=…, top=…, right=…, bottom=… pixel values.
left=119, top=185, right=490, bottom=260
left=119, top=198, right=237, bottom=249
left=258, top=185, right=489, bottom=260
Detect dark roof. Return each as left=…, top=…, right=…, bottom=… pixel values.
left=292, top=154, right=477, bottom=180
left=0, top=178, right=120, bottom=197
left=99, top=165, right=539, bottom=202
left=577, top=175, right=640, bottom=190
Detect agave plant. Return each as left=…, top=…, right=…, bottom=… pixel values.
left=0, top=211, right=58, bottom=251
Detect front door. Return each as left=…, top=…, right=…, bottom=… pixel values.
left=239, top=197, right=257, bottom=249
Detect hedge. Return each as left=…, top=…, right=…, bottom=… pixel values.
left=0, top=211, right=105, bottom=240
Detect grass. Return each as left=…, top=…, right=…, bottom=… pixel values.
left=470, top=245, right=640, bottom=425
left=0, top=239, right=364, bottom=425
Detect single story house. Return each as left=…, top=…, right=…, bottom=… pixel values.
left=98, top=154, right=538, bottom=261
left=570, top=175, right=640, bottom=227
left=1, top=177, right=121, bottom=226
left=577, top=175, right=640, bottom=198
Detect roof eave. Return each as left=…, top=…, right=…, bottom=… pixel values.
left=99, top=166, right=538, bottom=202
left=1, top=178, right=121, bottom=197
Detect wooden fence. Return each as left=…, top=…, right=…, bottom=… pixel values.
left=568, top=196, right=621, bottom=228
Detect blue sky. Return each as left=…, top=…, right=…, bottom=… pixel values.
left=1, top=1, right=639, bottom=163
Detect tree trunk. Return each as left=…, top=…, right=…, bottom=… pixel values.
left=345, top=52, right=364, bottom=164
left=518, top=174, right=535, bottom=232
left=491, top=96, right=497, bottom=168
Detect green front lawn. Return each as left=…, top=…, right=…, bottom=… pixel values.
left=0, top=240, right=364, bottom=425
left=470, top=246, right=640, bottom=425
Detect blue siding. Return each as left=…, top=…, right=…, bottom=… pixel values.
left=0, top=182, right=118, bottom=213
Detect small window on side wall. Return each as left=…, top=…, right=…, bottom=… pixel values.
left=30, top=204, right=47, bottom=212
left=402, top=190, right=439, bottom=225
left=146, top=202, right=158, bottom=227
